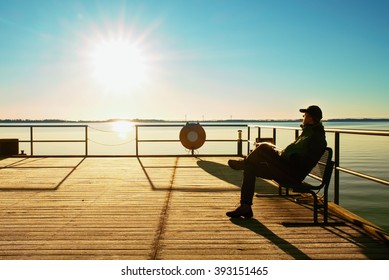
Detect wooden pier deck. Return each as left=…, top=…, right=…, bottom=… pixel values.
left=0, top=156, right=388, bottom=260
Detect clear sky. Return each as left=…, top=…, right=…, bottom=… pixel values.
left=1, top=0, right=388, bottom=121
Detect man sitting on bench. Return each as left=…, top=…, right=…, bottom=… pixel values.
left=226, top=105, right=327, bottom=218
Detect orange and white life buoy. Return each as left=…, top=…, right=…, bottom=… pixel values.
left=179, top=123, right=206, bottom=150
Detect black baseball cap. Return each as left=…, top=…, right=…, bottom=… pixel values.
left=300, top=105, right=323, bottom=120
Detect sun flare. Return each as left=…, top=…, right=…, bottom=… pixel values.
left=89, top=39, right=148, bottom=91
left=111, top=120, right=134, bottom=139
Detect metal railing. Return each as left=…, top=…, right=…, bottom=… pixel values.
left=135, top=123, right=248, bottom=156
left=0, top=123, right=248, bottom=157
left=1, top=123, right=388, bottom=207
left=0, top=125, right=88, bottom=156
left=250, top=125, right=389, bottom=205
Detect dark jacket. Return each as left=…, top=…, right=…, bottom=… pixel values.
left=280, top=123, right=327, bottom=182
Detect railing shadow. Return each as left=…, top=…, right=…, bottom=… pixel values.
left=137, top=157, right=241, bottom=192
left=0, top=157, right=30, bottom=166
left=322, top=221, right=389, bottom=258
left=0, top=157, right=85, bottom=191
left=230, top=218, right=311, bottom=260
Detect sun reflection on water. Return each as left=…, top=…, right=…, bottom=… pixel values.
left=111, top=121, right=134, bottom=139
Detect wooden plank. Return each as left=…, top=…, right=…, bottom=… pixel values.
left=0, top=156, right=388, bottom=260
left=156, top=157, right=389, bottom=260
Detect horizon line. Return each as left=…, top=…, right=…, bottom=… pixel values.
left=1, top=117, right=389, bottom=123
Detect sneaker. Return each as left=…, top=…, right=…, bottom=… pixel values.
left=226, top=204, right=253, bottom=218
left=228, top=159, right=245, bottom=170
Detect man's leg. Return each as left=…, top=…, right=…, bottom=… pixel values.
left=240, top=164, right=257, bottom=205
left=228, top=143, right=276, bottom=172
left=227, top=144, right=274, bottom=218
left=247, top=143, right=298, bottom=183
left=226, top=144, right=296, bottom=218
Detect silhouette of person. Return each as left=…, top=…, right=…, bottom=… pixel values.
left=226, top=105, right=327, bottom=218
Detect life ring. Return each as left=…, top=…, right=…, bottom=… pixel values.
left=179, top=123, right=206, bottom=150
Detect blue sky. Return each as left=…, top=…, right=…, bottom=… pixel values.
left=1, top=0, right=388, bottom=121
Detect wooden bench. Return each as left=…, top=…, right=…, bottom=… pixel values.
left=277, top=147, right=335, bottom=225
left=254, top=139, right=335, bottom=225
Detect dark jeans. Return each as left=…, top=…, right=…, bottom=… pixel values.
left=240, top=143, right=299, bottom=205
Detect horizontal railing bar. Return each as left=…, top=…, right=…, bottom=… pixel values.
left=136, top=124, right=248, bottom=128
left=336, top=166, right=389, bottom=186
left=249, top=124, right=389, bottom=137
left=204, top=139, right=249, bottom=142
left=132, top=154, right=242, bottom=157
left=325, top=129, right=389, bottom=137
left=0, top=125, right=87, bottom=128
left=137, top=139, right=248, bottom=143
left=248, top=125, right=297, bottom=130
left=137, top=140, right=181, bottom=143
left=18, top=140, right=85, bottom=143
left=12, top=154, right=241, bottom=158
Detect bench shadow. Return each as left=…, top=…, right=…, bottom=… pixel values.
left=196, top=158, right=242, bottom=187
left=230, top=218, right=311, bottom=260
left=197, top=159, right=278, bottom=195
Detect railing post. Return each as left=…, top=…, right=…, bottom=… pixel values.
left=295, top=129, right=299, bottom=139
left=272, top=128, right=277, bottom=146
left=257, top=127, right=261, bottom=141
left=237, top=130, right=242, bottom=156
left=247, top=126, right=251, bottom=155
left=334, top=132, right=340, bottom=205
left=135, top=125, right=139, bottom=157
left=85, top=126, right=88, bottom=156
left=30, top=126, right=33, bottom=156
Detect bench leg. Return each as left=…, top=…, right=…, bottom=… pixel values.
left=278, top=186, right=290, bottom=196
left=313, top=195, right=318, bottom=224
left=323, top=193, right=328, bottom=224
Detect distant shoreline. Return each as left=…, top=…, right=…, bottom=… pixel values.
left=1, top=118, right=389, bottom=123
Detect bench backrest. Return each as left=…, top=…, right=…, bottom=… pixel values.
left=308, top=147, right=334, bottom=187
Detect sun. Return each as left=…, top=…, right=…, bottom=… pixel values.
left=111, top=120, right=134, bottom=139
left=89, top=39, right=148, bottom=91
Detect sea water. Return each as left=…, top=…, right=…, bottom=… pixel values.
left=1, top=121, right=388, bottom=231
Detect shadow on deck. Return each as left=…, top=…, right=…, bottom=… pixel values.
left=0, top=156, right=387, bottom=260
